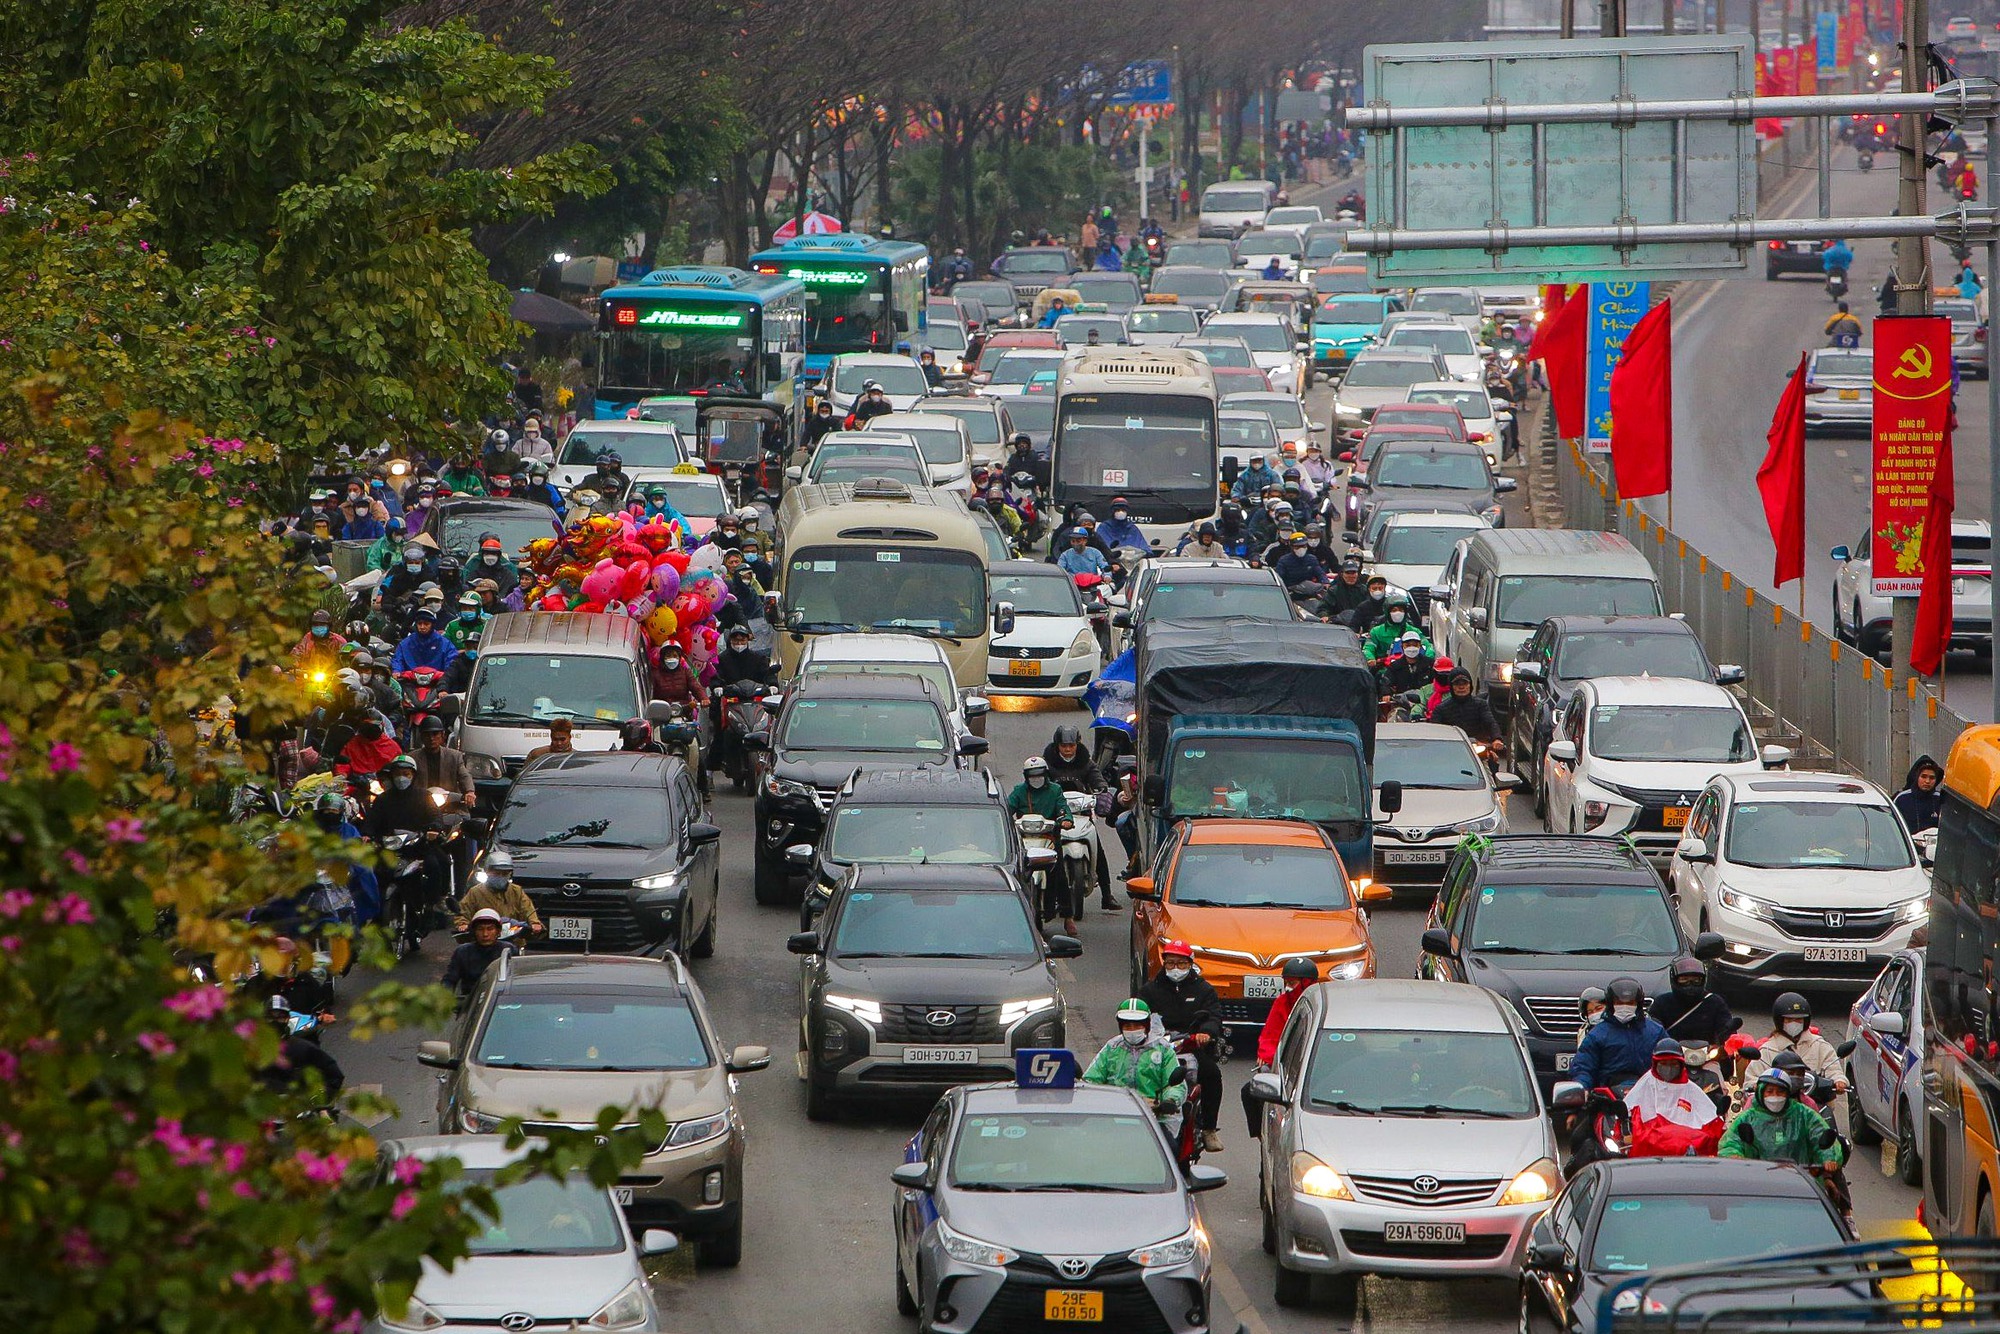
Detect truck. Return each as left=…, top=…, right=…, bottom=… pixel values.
left=1132, top=618, right=1390, bottom=876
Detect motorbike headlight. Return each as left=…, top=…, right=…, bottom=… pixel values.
left=1500, top=1159, right=1561, bottom=1206
left=1453, top=810, right=1505, bottom=835
left=634, top=871, right=682, bottom=891
left=1069, top=630, right=1097, bottom=658
left=1718, top=884, right=1778, bottom=921
left=1129, top=1225, right=1204, bottom=1268
left=587, top=1278, right=652, bottom=1330
left=1326, top=959, right=1369, bottom=981
left=664, top=1111, right=730, bottom=1148
left=458, top=1107, right=500, bottom=1134
left=999, top=996, right=1055, bottom=1026
left=463, top=752, right=505, bottom=782
left=1896, top=895, right=1930, bottom=924
left=381, top=832, right=417, bottom=852
left=1291, top=1151, right=1353, bottom=1200
left=823, top=992, right=883, bottom=1025
left=1485, top=660, right=1514, bottom=687
left=938, top=1218, right=1018, bottom=1267
left=379, top=1295, right=447, bottom=1331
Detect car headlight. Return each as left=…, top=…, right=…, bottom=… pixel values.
left=1499, top=1158, right=1560, bottom=1206
left=459, top=1107, right=500, bottom=1134
left=764, top=775, right=814, bottom=801
left=1895, top=895, right=1930, bottom=924
left=463, top=752, right=505, bottom=782
left=1129, top=1225, right=1204, bottom=1268
left=587, top=1277, right=651, bottom=1330
left=1069, top=630, right=1097, bottom=658
left=1718, top=884, right=1778, bottom=921
left=1291, top=1151, right=1353, bottom=1200
left=634, top=871, right=682, bottom=891
left=1326, top=959, right=1368, bottom=981
left=664, top=1111, right=731, bottom=1148
left=1480, top=504, right=1504, bottom=524
left=1000, top=996, right=1056, bottom=1026
left=824, top=993, right=883, bottom=1025
left=379, top=1295, right=446, bottom=1332
left=938, top=1218, right=1018, bottom=1267
left=1453, top=810, right=1505, bottom=834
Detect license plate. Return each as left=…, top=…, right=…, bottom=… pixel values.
left=548, top=916, right=594, bottom=941
left=1661, top=806, right=1691, bottom=829
left=614, top=1187, right=635, bottom=1206
left=1385, top=1222, right=1467, bottom=1244
left=902, top=1046, right=978, bottom=1064
left=1382, top=847, right=1449, bottom=864
left=1838, top=388, right=1860, bottom=400
left=1804, top=946, right=1867, bottom=963
left=1007, top=660, right=1042, bottom=677
left=1555, top=1052, right=1573, bottom=1071
left=1045, top=1290, right=1104, bottom=1322
left=1243, top=974, right=1285, bottom=1000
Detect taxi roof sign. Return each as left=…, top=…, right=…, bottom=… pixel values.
left=1015, top=1049, right=1081, bottom=1089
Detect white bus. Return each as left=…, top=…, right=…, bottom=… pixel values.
left=1049, top=347, right=1221, bottom=552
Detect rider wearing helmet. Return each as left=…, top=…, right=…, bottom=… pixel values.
left=1720, top=1068, right=1842, bottom=1176
left=1576, top=985, right=1608, bottom=1048
left=1081, top=998, right=1187, bottom=1117
left=1571, top=977, right=1670, bottom=1092
left=1137, top=941, right=1226, bottom=1151
left=1257, top=958, right=1321, bottom=1066
left=845, top=379, right=893, bottom=429
left=1647, top=955, right=1735, bottom=1048
left=582, top=450, right=628, bottom=504
left=1043, top=724, right=1106, bottom=795
left=1008, top=757, right=1077, bottom=933
left=454, top=849, right=545, bottom=936
left=1624, top=1037, right=1723, bottom=1158
left=1745, top=992, right=1846, bottom=1091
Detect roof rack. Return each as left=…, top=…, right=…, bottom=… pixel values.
left=641, top=266, right=748, bottom=288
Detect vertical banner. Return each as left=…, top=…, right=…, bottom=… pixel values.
left=1800, top=41, right=1819, bottom=94
left=1773, top=46, right=1799, bottom=97
left=1755, top=53, right=1784, bottom=139
left=1840, top=1, right=1862, bottom=69
left=1585, top=281, right=1652, bottom=454
left=1870, top=316, right=1954, bottom=596
left=1817, top=13, right=1840, bottom=76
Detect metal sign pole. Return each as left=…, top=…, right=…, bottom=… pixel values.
left=1989, top=110, right=2000, bottom=724
left=1890, top=0, right=1927, bottom=776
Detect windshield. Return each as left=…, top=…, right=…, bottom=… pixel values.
left=1470, top=881, right=1681, bottom=956
left=830, top=887, right=1038, bottom=956
left=1000, top=250, right=1071, bottom=276
left=1166, top=736, right=1369, bottom=823
left=559, top=428, right=686, bottom=469
left=454, top=1170, right=626, bottom=1256
left=1937, top=299, right=1981, bottom=324
left=1724, top=801, right=1915, bottom=870
left=797, top=660, right=957, bottom=699
left=827, top=805, right=1010, bottom=864
left=1186, top=341, right=1254, bottom=369
left=1128, top=307, right=1201, bottom=334
left=1268, top=208, right=1322, bottom=227
left=1070, top=275, right=1141, bottom=302
left=600, top=304, right=762, bottom=397
left=1226, top=396, right=1306, bottom=429
left=1409, top=290, right=1480, bottom=318
left=1813, top=351, right=1872, bottom=379
left=883, top=425, right=965, bottom=465
left=1373, top=734, right=1485, bottom=790
left=1165, top=843, right=1351, bottom=909
left=1008, top=397, right=1054, bottom=442
left=833, top=361, right=928, bottom=397
left=1319, top=297, right=1385, bottom=325
left=636, top=400, right=698, bottom=432
left=922, top=323, right=968, bottom=353
left=1304, top=235, right=1354, bottom=261
left=1314, top=269, right=1372, bottom=294
left=783, top=546, right=987, bottom=638
left=949, top=1112, right=1173, bottom=1191
left=1147, top=580, right=1293, bottom=624
left=955, top=282, right=1016, bottom=311
left=1344, top=359, right=1437, bottom=389
left=1371, top=450, right=1491, bottom=491
left=1377, top=523, right=1479, bottom=565
left=1305, top=1030, right=1536, bottom=1117
left=1053, top=392, right=1218, bottom=512
left=497, top=784, right=668, bottom=848
left=1237, top=234, right=1302, bottom=258
left=469, top=654, right=639, bottom=730
left=992, top=570, right=1083, bottom=616
left=436, top=509, right=559, bottom=561
left=1055, top=318, right=1127, bottom=347
left=1554, top=631, right=1710, bottom=681
left=989, top=352, right=1063, bottom=385
left=475, top=993, right=710, bottom=1071
left=1590, top=1195, right=1843, bottom=1273
left=921, top=402, right=1003, bottom=447
left=1590, top=705, right=1755, bottom=763
left=1214, top=322, right=1292, bottom=352
left=1153, top=271, right=1232, bottom=301
left=1221, top=415, right=1280, bottom=452
left=778, top=696, right=948, bottom=754
left=1165, top=241, right=1235, bottom=268
left=1409, top=388, right=1493, bottom=418
left=1497, top=576, right=1661, bottom=627
left=1388, top=326, right=1477, bottom=356
left=815, top=458, right=927, bottom=487
left=798, top=269, right=891, bottom=353
left=1205, top=188, right=1271, bottom=212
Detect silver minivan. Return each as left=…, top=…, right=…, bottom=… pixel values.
left=1199, top=180, right=1279, bottom=238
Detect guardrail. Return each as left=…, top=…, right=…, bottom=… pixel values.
left=1550, top=429, right=1972, bottom=791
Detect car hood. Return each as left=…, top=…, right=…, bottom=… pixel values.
left=1293, top=1107, right=1551, bottom=1174
left=1715, top=862, right=1930, bottom=905
left=1373, top=560, right=1451, bottom=594
left=1375, top=786, right=1495, bottom=829
left=774, top=753, right=951, bottom=786
left=412, top=1249, right=640, bottom=1321
left=504, top=842, right=676, bottom=882
left=463, top=1057, right=728, bottom=1123
left=1341, top=385, right=1423, bottom=409
left=994, top=615, right=1091, bottom=651
left=1589, top=756, right=1767, bottom=793
left=823, top=954, right=1052, bottom=1003
left=942, top=1189, right=1192, bottom=1257
left=1369, top=481, right=1492, bottom=510
left=1158, top=904, right=1370, bottom=960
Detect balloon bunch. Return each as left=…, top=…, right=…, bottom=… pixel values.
left=516, top=510, right=735, bottom=683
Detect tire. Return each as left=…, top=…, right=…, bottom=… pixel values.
left=1847, top=1070, right=1881, bottom=1145
left=1260, top=1176, right=1278, bottom=1256
left=806, top=1074, right=838, bottom=1123
left=699, top=1215, right=743, bottom=1268
left=1532, top=756, right=1549, bottom=821
left=1274, top=1263, right=1314, bottom=1309
left=1978, top=1190, right=1995, bottom=1239
left=1898, top=1103, right=1924, bottom=1188
left=753, top=846, right=791, bottom=906
left=1521, top=1286, right=1561, bottom=1334
left=690, top=899, right=717, bottom=959
left=896, top=1252, right=919, bottom=1317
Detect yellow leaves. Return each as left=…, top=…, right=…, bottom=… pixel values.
left=166, top=525, right=193, bottom=549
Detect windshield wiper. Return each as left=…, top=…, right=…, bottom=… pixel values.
left=789, top=620, right=860, bottom=634
left=1468, top=945, right=1542, bottom=954
left=476, top=710, right=581, bottom=725
left=1309, top=1099, right=1383, bottom=1114
left=1559, top=947, right=1660, bottom=956
left=1376, top=1104, right=1514, bottom=1119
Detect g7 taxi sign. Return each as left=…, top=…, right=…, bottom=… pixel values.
left=1016, top=1049, right=1081, bottom=1089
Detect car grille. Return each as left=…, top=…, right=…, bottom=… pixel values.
left=1012, top=1254, right=1143, bottom=1281
left=1600, top=782, right=1702, bottom=808
left=857, top=1063, right=1016, bottom=1084
left=1002, top=645, right=1065, bottom=659
left=517, top=1121, right=668, bottom=1156
left=990, top=672, right=1050, bottom=687
left=1770, top=906, right=1897, bottom=942
left=877, top=1003, right=1006, bottom=1044
left=517, top=881, right=654, bottom=953
left=1341, top=1229, right=1512, bottom=1261
left=1522, top=996, right=1582, bottom=1038
left=1406, top=587, right=1431, bottom=618
left=1215, top=997, right=1275, bottom=1026
left=969, top=1273, right=1175, bottom=1334
left=1348, top=1173, right=1504, bottom=1208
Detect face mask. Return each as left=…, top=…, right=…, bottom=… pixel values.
left=1164, top=966, right=1191, bottom=983
left=1121, top=1027, right=1149, bottom=1047
left=1673, top=977, right=1703, bottom=996
left=348, top=492, right=364, bottom=503
left=460, top=609, right=479, bottom=621
left=392, top=775, right=413, bottom=791
left=359, top=722, right=384, bottom=740
left=406, top=561, right=423, bottom=572
left=1367, top=590, right=1385, bottom=602
left=312, top=625, right=329, bottom=638
left=1781, top=1019, right=1805, bottom=1038
left=1113, top=510, right=1127, bottom=520
left=1762, top=1093, right=1790, bottom=1115
left=1584, top=1008, right=1605, bottom=1027
left=1027, top=775, right=1046, bottom=789
left=316, top=813, right=342, bottom=832
left=1656, top=1062, right=1684, bottom=1082
left=1611, top=1003, right=1638, bottom=1022
left=662, top=658, right=682, bottom=672
left=1389, top=610, right=1406, bottom=624
left=483, top=553, right=500, bottom=566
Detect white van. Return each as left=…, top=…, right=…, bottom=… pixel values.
left=1198, top=181, right=1279, bottom=239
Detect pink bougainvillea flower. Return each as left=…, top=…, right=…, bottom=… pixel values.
left=134, top=1032, right=176, bottom=1058
left=390, top=1189, right=419, bottom=1221
left=104, top=817, right=145, bottom=844
left=163, top=986, right=227, bottom=1022
left=47, top=741, right=81, bottom=772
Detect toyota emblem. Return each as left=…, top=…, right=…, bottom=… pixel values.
left=560, top=881, right=583, bottom=899
left=1056, top=1256, right=1092, bottom=1279
left=499, top=1316, right=537, bottom=1332
left=926, top=1010, right=958, bottom=1027
left=1411, top=1175, right=1442, bottom=1195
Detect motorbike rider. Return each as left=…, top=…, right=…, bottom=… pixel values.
left=803, top=399, right=841, bottom=453
left=1877, top=271, right=1900, bottom=318
left=523, top=715, right=575, bottom=765
left=1007, top=757, right=1078, bottom=935
left=1299, top=521, right=1340, bottom=573
left=1082, top=999, right=1188, bottom=1121
left=1895, top=754, right=1945, bottom=832
left=293, top=608, right=348, bottom=667
left=519, top=458, right=567, bottom=519
left=312, top=790, right=381, bottom=925
left=1272, top=532, right=1329, bottom=598
left=1244, top=498, right=1289, bottom=555
left=453, top=849, right=544, bottom=936
left=941, top=247, right=973, bottom=287
left=1095, top=497, right=1148, bottom=554
left=364, top=516, right=410, bottom=574
left=1720, top=1069, right=1843, bottom=1182
left=1428, top=668, right=1502, bottom=744
left=1378, top=634, right=1434, bottom=697
left=635, top=482, right=688, bottom=529
left=413, top=715, right=476, bottom=809
left=439, top=450, right=487, bottom=497
left=1648, top=955, right=1736, bottom=1048
left=580, top=450, right=628, bottom=505
left=1824, top=301, right=1863, bottom=346
left=1576, top=985, right=1608, bottom=1048
left=444, top=591, right=486, bottom=649
left=1044, top=724, right=1115, bottom=911
left=1316, top=558, right=1375, bottom=626
left=471, top=537, right=520, bottom=598
left=336, top=708, right=403, bottom=781
left=260, top=994, right=346, bottom=1102
left=1057, top=526, right=1114, bottom=579
left=844, top=380, right=893, bottom=429
left=1176, top=521, right=1230, bottom=559
left=1745, top=993, right=1847, bottom=1093
left=1233, top=454, right=1281, bottom=500
left=1624, top=1038, right=1723, bottom=1157
left=737, top=534, right=775, bottom=588
left=390, top=606, right=459, bottom=675
left=380, top=542, right=439, bottom=611
left=442, top=907, right=513, bottom=1008
left=714, top=624, right=775, bottom=693
left=1821, top=238, right=1853, bottom=284
left=1138, top=941, right=1227, bottom=1152
left=1571, top=977, right=1670, bottom=1093
left=1361, top=595, right=1426, bottom=664
left=1003, top=433, right=1048, bottom=492
left=618, top=718, right=672, bottom=755
left=1422, top=656, right=1456, bottom=717
left=1256, top=958, right=1320, bottom=1066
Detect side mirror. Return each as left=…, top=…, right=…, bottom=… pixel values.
left=1420, top=927, right=1452, bottom=956
left=1529, top=1241, right=1571, bottom=1271
left=962, top=694, right=991, bottom=718
left=1495, top=476, right=1518, bottom=493
left=640, top=1228, right=680, bottom=1256
left=1046, top=934, right=1084, bottom=959
left=785, top=931, right=820, bottom=956
left=785, top=843, right=817, bottom=868
left=760, top=693, right=785, bottom=710
left=1830, top=545, right=1853, bottom=562
left=644, top=699, right=676, bottom=724
left=1693, top=930, right=1726, bottom=960
left=958, top=735, right=990, bottom=758
left=1546, top=739, right=1577, bottom=762
left=1187, top=1163, right=1229, bottom=1192
left=1493, top=772, right=1523, bottom=791
left=436, top=694, right=461, bottom=720
left=1550, top=1080, right=1588, bottom=1112
left=1866, top=1010, right=1907, bottom=1037
left=1359, top=880, right=1394, bottom=903
left=992, top=599, right=1017, bottom=638
left=1677, top=837, right=1714, bottom=864
left=1125, top=875, right=1159, bottom=901
left=1244, top=1070, right=1286, bottom=1105
left=1760, top=744, right=1793, bottom=769
left=1513, top=660, right=1545, bottom=684
left=742, top=731, right=771, bottom=752
left=1466, top=607, right=1489, bottom=630
left=687, top=821, right=722, bottom=846
left=725, top=1044, right=772, bottom=1073
left=1141, top=775, right=1166, bottom=807
left=1338, top=450, right=1356, bottom=463
left=1309, top=421, right=1327, bottom=433
left=1429, top=583, right=1452, bottom=605
left=417, top=1040, right=456, bottom=1069
left=785, top=465, right=804, bottom=483
left=1378, top=778, right=1404, bottom=815
left=1112, top=610, right=1134, bottom=629
left=891, top=1161, right=931, bottom=1191
left=1714, top=664, right=1746, bottom=686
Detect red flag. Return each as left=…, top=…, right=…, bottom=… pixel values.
left=1527, top=284, right=1588, bottom=440
left=1756, top=352, right=1809, bottom=588
left=1607, top=300, right=1673, bottom=499
left=1910, top=411, right=1957, bottom=676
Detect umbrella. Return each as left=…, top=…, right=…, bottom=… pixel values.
left=509, top=290, right=595, bottom=334
left=770, top=211, right=844, bottom=242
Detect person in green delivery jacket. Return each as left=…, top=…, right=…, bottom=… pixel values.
left=1719, top=1069, right=1843, bottom=1174
left=1083, top=998, right=1187, bottom=1116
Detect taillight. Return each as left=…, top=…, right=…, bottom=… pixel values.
left=1768, top=240, right=1785, bottom=250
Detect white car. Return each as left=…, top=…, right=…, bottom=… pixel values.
left=790, top=633, right=990, bottom=741
left=1364, top=511, right=1491, bottom=602
left=1407, top=381, right=1512, bottom=459
left=1261, top=205, right=1326, bottom=241
left=1202, top=312, right=1307, bottom=394
left=1801, top=345, right=1874, bottom=435
left=985, top=560, right=1101, bottom=697
left=1831, top=518, right=1992, bottom=657
left=1219, top=408, right=1283, bottom=481
left=866, top=412, right=973, bottom=492
left=1125, top=303, right=1203, bottom=346
left=1234, top=229, right=1305, bottom=279
left=1403, top=287, right=1486, bottom=338
left=1221, top=390, right=1325, bottom=456
left=1945, top=15, right=1979, bottom=39
left=1542, top=677, right=1791, bottom=860
left=819, top=352, right=931, bottom=415
left=1332, top=350, right=1452, bottom=429
left=1380, top=320, right=1486, bottom=383
left=1846, top=947, right=1928, bottom=1187
left=552, top=420, right=688, bottom=496
left=1051, top=312, right=1131, bottom=347
left=1198, top=180, right=1276, bottom=238
left=978, top=348, right=1066, bottom=398
left=1668, top=772, right=1929, bottom=991
left=1370, top=723, right=1515, bottom=887
left=788, top=431, right=932, bottom=490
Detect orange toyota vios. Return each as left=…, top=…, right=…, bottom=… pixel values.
left=1126, top=818, right=1391, bottom=1033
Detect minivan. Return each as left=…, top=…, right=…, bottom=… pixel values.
left=1428, top=530, right=1662, bottom=721
left=1200, top=180, right=1279, bottom=238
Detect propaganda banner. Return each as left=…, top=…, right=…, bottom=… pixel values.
left=1870, top=316, right=1954, bottom=596
left=1585, top=281, right=1651, bottom=454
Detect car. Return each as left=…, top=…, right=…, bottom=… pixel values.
left=1333, top=349, right=1451, bottom=429
left=964, top=327, right=1061, bottom=385
left=1508, top=615, right=1741, bottom=802
left=1801, top=345, right=1873, bottom=434
left=1402, top=286, right=1484, bottom=337
left=987, top=246, right=1073, bottom=306
left=1370, top=723, right=1514, bottom=887
left=747, top=672, right=988, bottom=904
left=986, top=560, right=1101, bottom=697
left=1127, top=818, right=1389, bottom=1034
left=1518, top=1157, right=1855, bottom=1334
left=789, top=631, right=991, bottom=744
left=790, top=767, right=1030, bottom=928
left=491, top=751, right=721, bottom=957
left=1946, top=15, right=1980, bottom=39
left=1262, top=204, right=1325, bottom=240
left=789, top=863, right=1075, bottom=1118
left=917, top=317, right=972, bottom=379
left=914, top=394, right=1017, bottom=462
left=820, top=352, right=932, bottom=415
left=951, top=278, right=1021, bottom=327
left=1936, top=295, right=1988, bottom=377
left=1311, top=292, right=1405, bottom=372
left=1417, top=833, right=1724, bottom=1086
left=868, top=412, right=975, bottom=491
left=1668, top=772, right=1929, bottom=990
left=419, top=953, right=770, bottom=1265
left=1113, top=562, right=1295, bottom=650
left=1846, top=946, right=1927, bottom=1186
left=1235, top=228, right=1305, bottom=278
left=891, top=1078, right=1225, bottom=1332
left=1338, top=425, right=1463, bottom=506
left=1221, top=390, right=1324, bottom=457
left=1211, top=365, right=1273, bottom=397
left=420, top=496, right=562, bottom=569
left=1478, top=286, right=1543, bottom=331
left=1219, top=408, right=1284, bottom=482
left=1162, top=238, right=1237, bottom=270
left=1199, top=179, right=1278, bottom=237
left=1407, top=381, right=1511, bottom=458
left=1148, top=264, right=1236, bottom=316
left=1177, top=333, right=1257, bottom=372
left=1379, top=319, right=1486, bottom=383
left=1350, top=439, right=1513, bottom=535
left=1764, top=237, right=1829, bottom=278
left=791, top=430, right=933, bottom=490
left=980, top=348, right=1067, bottom=398
left=1362, top=511, right=1492, bottom=612
left=1228, top=280, right=1316, bottom=336
left=1831, top=518, right=1994, bottom=655
left=1051, top=312, right=1132, bottom=347
left=1064, top=270, right=1146, bottom=313
left=366, top=1136, right=678, bottom=1334
left=628, top=465, right=732, bottom=537
left=1310, top=263, right=1374, bottom=296
left=552, top=419, right=689, bottom=496
left=1125, top=302, right=1204, bottom=346
left=1202, top=312, right=1308, bottom=392
left=1247, top=980, right=1558, bottom=1309
left=1351, top=400, right=1470, bottom=445
left=1002, top=394, right=1054, bottom=456
left=1541, top=677, right=1791, bottom=860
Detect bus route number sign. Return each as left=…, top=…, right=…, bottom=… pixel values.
left=1101, top=469, right=1129, bottom=487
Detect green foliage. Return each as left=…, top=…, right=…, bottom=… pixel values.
left=893, top=141, right=1134, bottom=256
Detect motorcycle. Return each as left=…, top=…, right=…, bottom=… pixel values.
left=1559, top=1085, right=1633, bottom=1178
left=1015, top=813, right=1062, bottom=921
left=1857, top=146, right=1875, bottom=172
left=1142, top=232, right=1166, bottom=268
left=1378, top=691, right=1429, bottom=724
left=377, top=806, right=464, bottom=960
left=711, top=685, right=773, bottom=793
left=1072, top=572, right=1113, bottom=658
left=1826, top=268, right=1849, bottom=303
left=396, top=666, right=451, bottom=737
left=1083, top=652, right=1137, bottom=771
left=1164, top=1031, right=1208, bottom=1173
left=1061, top=788, right=1101, bottom=907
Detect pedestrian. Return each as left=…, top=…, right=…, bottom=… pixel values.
left=1895, top=754, right=1946, bottom=833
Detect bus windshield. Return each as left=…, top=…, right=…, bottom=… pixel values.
left=783, top=546, right=987, bottom=639
left=1054, top=391, right=1217, bottom=517
left=601, top=303, right=762, bottom=397
left=800, top=268, right=891, bottom=352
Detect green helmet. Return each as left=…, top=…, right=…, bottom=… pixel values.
left=1115, top=997, right=1152, bottom=1024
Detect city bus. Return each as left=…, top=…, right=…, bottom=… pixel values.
left=1924, top=723, right=2000, bottom=1237
left=749, top=235, right=931, bottom=375
left=1049, top=347, right=1221, bottom=551
left=593, top=266, right=805, bottom=423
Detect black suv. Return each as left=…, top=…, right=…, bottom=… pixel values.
left=1508, top=615, right=1744, bottom=807
left=786, top=864, right=1076, bottom=1121
left=747, top=674, right=987, bottom=906
left=1416, top=834, right=1721, bottom=1088
left=489, top=751, right=721, bottom=955
left=788, top=768, right=1048, bottom=930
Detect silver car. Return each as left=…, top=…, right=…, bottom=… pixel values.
left=892, top=1080, right=1225, bottom=1333
left=1369, top=723, right=1515, bottom=888
left=1802, top=346, right=1874, bottom=434
left=1246, top=979, right=1559, bottom=1308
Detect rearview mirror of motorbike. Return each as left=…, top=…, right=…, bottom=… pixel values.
left=1141, top=775, right=1166, bottom=806
left=1124, top=876, right=1159, bottom=900
left=1046, top=934, right=1083, bottom=959
left=1836, top=1040, right=1857, bottom=1059
left=1549, top=1080, right=1588, bottom=1111
left=1378, top=779, right=1404, bottom=815
left=1026, top=848, right=1059, bottom=868
left=644, top=699, right=676, bottom=724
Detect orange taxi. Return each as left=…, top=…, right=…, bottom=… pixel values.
left=1125, top=818, right=1389, bottom=1031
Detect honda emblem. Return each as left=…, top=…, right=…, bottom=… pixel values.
left=1825, top=911, right=1845, bottom=930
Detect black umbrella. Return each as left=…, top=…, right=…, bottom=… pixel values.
left=509, top=290, right=594, bottom=333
